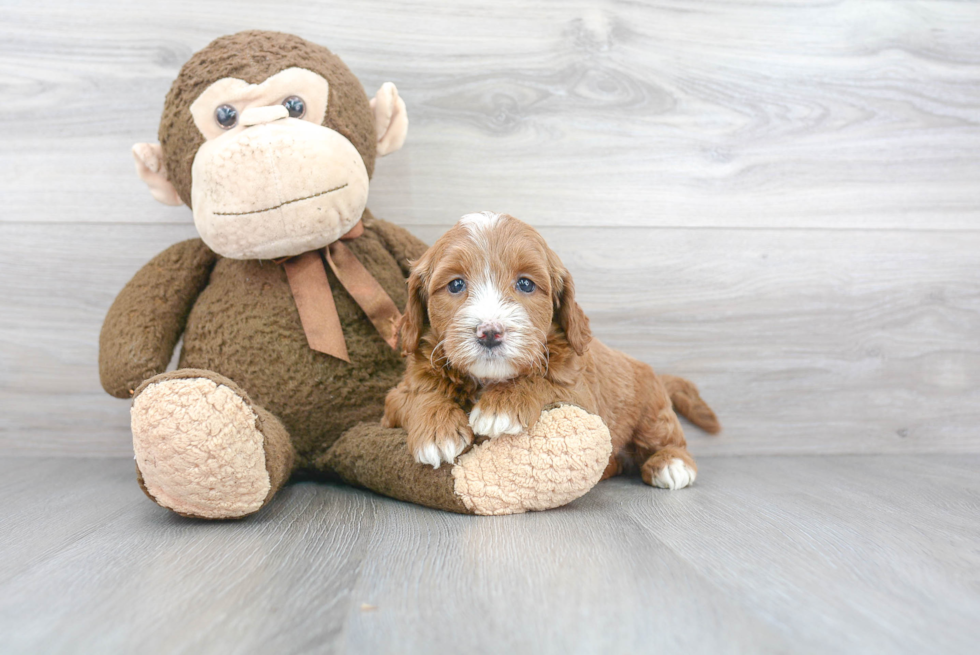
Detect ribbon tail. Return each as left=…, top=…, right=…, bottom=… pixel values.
left=325, top=241, right=403, bottom=351
left=282, top=251, right=351, bottom=362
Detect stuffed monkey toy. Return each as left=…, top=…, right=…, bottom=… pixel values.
left=99, top=31, right=611, bottom=518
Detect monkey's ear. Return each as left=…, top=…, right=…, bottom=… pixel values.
left=370, top=82, right=408, bottom=157
left=132, top=143, right=184, bottom=206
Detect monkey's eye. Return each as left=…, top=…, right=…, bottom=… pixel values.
left=214, top=104, right=238, bottom=129
left=447, top=278, right=466, bottom=294
left=282, top=96, right=306, bottom=119
left=516, top=277, right=536, bottom=293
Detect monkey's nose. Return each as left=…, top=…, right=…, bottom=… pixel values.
left=240, top=105, right=289, bottom=127
left=475, top=322, right=504, bottom=349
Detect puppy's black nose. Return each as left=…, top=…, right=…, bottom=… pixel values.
left=476, top=322, right=504, bottom=349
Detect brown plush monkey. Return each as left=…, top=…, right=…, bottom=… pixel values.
left=100, top=31, right=611, bottom=518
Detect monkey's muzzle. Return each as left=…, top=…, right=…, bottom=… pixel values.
left=190, top=119, right=370, bottom=260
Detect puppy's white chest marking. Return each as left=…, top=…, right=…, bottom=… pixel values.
left=465, top=357, right=519, bottom=381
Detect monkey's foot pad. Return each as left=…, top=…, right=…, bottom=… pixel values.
left=132, top=376, right=271, bottom=519
left=452, top=404, right=613, bottom=516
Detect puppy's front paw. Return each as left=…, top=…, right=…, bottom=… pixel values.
left=468, top=406, right=524, bottom=439
left=409, top=411, right=473, bottom=469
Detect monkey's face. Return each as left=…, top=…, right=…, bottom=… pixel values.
left=135, top=32, right=408, bottom=257
left=188, top=67, right=369, bottom=260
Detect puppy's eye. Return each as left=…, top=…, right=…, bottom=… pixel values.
left=282, top=96, right=306, bottom=118
left=516, top=277, right=536, bottom=293
left=215, top=104, right=238, bottom=129
left=447, top=278, right=466, bottom=294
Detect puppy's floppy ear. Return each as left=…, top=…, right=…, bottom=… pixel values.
left=400, top=255, right=430, bottom=355
left=548, top=250, right=592, bottom=356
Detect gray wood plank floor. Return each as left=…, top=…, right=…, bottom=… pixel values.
left=1, top=0, right=979, bottom=456
left=1, top=455, right=977, bottom=655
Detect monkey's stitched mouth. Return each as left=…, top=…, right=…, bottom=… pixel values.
left=213, top=183, right=348, bottom=216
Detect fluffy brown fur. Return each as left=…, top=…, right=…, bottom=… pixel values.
left=101, top=30, right=423, bottom=483
left=102, top=32, right=621, bottom=518
left=383, top=213, right=720, bottom=486
left=101, top=212, right=419, bottom=466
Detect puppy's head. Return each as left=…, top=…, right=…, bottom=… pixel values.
left=401, top=212, right=591, bottom=381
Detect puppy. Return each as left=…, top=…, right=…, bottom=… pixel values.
left=382, top=212, right=720, bottom=489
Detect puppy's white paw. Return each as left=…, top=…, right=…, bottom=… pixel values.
left=650, top=458, right=697, bottom=490
left=469, top=406, right=524, bottom=439
left=413, top=429, right=470, bottom=469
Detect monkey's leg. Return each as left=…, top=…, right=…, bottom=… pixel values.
left=318, top=404, right=612, bottom=515
left=131, top=369, right=295, bottom=519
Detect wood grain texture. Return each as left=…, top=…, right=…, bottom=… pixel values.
left=2, top=222, right=977, bottom=456
left=615, top=454, right=980, bottom=654
left=0, top=1, right=978, bottom=456
left=2, top=4, right=979, bottom=653
left=1, top=455, right=977, bottom=654
left=0, top=1, right=979, bottom=229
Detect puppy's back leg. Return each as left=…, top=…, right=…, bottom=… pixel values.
left=632, top=368, right=698, bottom=490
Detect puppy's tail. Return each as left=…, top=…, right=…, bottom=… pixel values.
left=661, top=374, right=721, bottom=434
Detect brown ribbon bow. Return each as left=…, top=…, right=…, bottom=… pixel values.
left=279, top=220, right=402, bottom=362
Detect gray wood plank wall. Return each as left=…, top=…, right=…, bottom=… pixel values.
left=1, top=0, right=978, bottom=457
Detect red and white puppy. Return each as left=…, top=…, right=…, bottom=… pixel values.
left=383, top=212, right=720, bottom=488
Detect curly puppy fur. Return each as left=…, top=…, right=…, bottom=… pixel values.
left=383, top=212, right=720, bottom=488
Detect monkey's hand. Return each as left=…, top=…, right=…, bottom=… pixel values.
left=99, top=239, right=217, bottom=398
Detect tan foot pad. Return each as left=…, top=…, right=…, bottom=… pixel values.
left=452, top=405, right=612, bottom=516
left=132, top=377, right=270, bottom=519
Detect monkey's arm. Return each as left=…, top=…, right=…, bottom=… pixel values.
left=362, top=210, right=429, bottom=276
left=99, top=239, right=218, bottom=398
